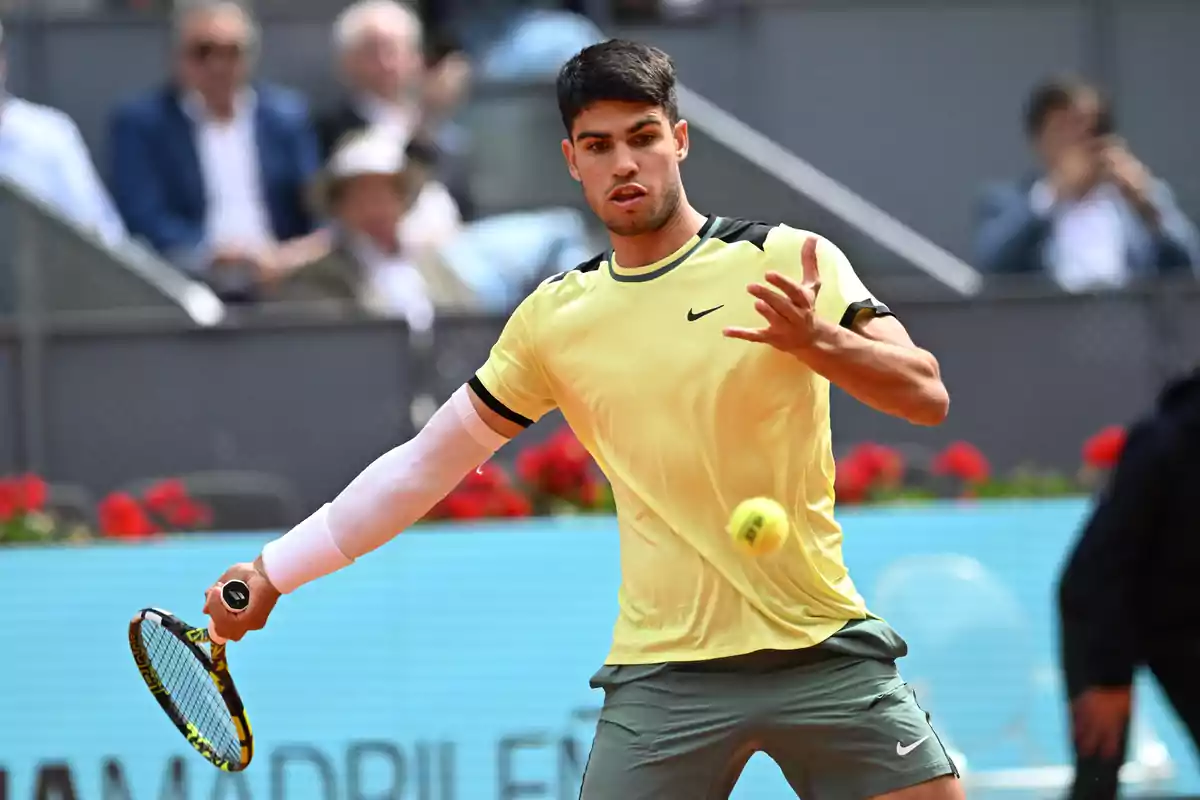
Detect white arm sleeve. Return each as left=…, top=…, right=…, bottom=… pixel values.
left=261, top=386, right=510, bottom=593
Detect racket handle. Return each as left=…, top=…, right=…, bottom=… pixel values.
left=208, top=618, right=227, bottom=645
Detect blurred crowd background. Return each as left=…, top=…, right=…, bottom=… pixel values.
left=0, top=0, right=1197, bottom=523
left=1, top=0, right=1199, bottom=796
left=0, top=0, right=1194, bottom=526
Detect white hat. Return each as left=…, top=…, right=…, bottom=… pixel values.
left=331, top=128, right=406, bottom=178
left=311, top=128, right=412, bottom=213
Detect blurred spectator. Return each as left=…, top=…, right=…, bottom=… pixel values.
left=1058, top=367, right=1200, bottom=799
left=109, top=0, right=320, bottom=301
left=302, top=2, right=602, bottom=313
left=0, top=22, right=125, bottom=246
left=422, top=0, right=600, bottom=72
left=433, top=204, right=598, bottom=311
left=317, top=2, right=476, bottom=218
left=413, top=35, right=475, bottom=219
left=477, top=6, right=603, bottom=81
left=612, top=0, right=717, bottom=24
left=278, top=129, right=473, bottom=326
left=316, top=0, right=425, bottom=158
left=973, top=77, right=1199, bottom=292
left=286, top=127, right=596, bottom=318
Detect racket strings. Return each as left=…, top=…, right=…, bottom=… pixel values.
left=141, top=621, right=241, bottom=762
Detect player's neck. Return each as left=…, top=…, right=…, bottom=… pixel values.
left=610, top=204, right=709, bottom=269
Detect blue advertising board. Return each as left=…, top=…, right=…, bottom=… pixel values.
left=0, top=500, right=1195, bottom=799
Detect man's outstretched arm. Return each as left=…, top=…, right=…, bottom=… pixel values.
left=723, top=234, right=948, bottom=427
left=800, top=313, right=948, bottom=427
left=204, top=385, right=521, bottom=640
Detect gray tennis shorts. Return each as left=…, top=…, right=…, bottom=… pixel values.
left=578, top=619, right=958, bottom=800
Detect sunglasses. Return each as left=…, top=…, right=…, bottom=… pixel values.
left=187, top=41, right=246, bottom=62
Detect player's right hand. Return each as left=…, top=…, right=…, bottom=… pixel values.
left=203, top=557, right=282, bottom=642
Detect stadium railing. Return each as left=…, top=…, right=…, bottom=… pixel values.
left=0, top=177, right=226, bottom=474
left=0, top=177, right=224, bottom=321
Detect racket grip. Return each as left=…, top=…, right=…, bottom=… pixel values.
left=207, top=618, right=227, bottom=645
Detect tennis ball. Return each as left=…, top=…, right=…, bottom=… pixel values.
left=727, top=497, right=790, bottom=556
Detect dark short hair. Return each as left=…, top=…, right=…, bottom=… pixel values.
left=555, top=39, right=679, bottom=135
left=1024, top=76, right=1114, bottom=138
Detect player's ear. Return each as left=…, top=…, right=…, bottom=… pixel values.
left=674, top=119, right=689, bottom=162
left=561, top=138, right=581, bottom=182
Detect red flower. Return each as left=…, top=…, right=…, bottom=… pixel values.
left=141, top=479, right=211, bottom=530
left=495, top=490, right=532, bottom=518
left=846, top=443, right=905, bottom=488
left=519, top=429, right=596, bottom=503
left=163, top=498, right=212, bottom=529
left=0, top=479, right=18, bottom=522
left=13, top=474, right=47, bottom=513
left=932, top=442, right=991, bottom=484
left=0, top=474, right=47, bottom=521
left=143, top=479, right=187, bottom=514
left=577, top=475, right=601, bottom=508
left=98, top=492, right=159, bottom=539
left=439, top=492, right=489, bottom=520
left=835, top=455, right=874, bottom=504
left=516, top=446, right=548, bottom=487
left=425, top=461, right=540, bottom=521
left=1083, top=426, right=1127, bottom=470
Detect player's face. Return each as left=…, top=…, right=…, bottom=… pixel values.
left=562, top=101, right=688, bottom=237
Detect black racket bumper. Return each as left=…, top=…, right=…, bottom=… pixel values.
left=221, top=580, right=251, bottom=612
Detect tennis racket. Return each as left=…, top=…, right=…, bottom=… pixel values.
left=129, top=580, right=254, bottom=772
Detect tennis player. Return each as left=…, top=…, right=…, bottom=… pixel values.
left=205, top=40, right=960, bottom=800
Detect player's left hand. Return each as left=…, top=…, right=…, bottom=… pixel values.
left=723, top=236, right=826, bottom=353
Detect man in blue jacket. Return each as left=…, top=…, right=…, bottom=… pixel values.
left=109, top=0, right=320, bottom=300
left=973, top=78, right=1199, bottom=292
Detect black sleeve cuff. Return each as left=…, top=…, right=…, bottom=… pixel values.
left=839, top=300, right=895, bottom=329
left=467, top=375, right=533, bottom=428
left=1059, top=621, right=1138, bottom=698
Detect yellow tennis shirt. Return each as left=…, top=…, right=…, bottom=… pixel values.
left=470, top=217, right=893, bottom=665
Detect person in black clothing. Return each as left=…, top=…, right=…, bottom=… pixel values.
left=1058, top=368, right=1200, bottom=799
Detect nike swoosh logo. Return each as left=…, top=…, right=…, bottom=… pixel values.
left=896, top=736, right=929, bottom=757
left=687, top=305, right=724, bottom=322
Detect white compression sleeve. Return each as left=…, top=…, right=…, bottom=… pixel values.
left=261, top=386, right=511, bottom=593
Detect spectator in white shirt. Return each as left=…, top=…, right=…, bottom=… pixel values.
left=277, top=129, right=473, bottom=325
left=109, top=0, right=321, bottom=301
left=974, top=77, right=1199, bottom=292
left=0, top=22, right=125, bottom=247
